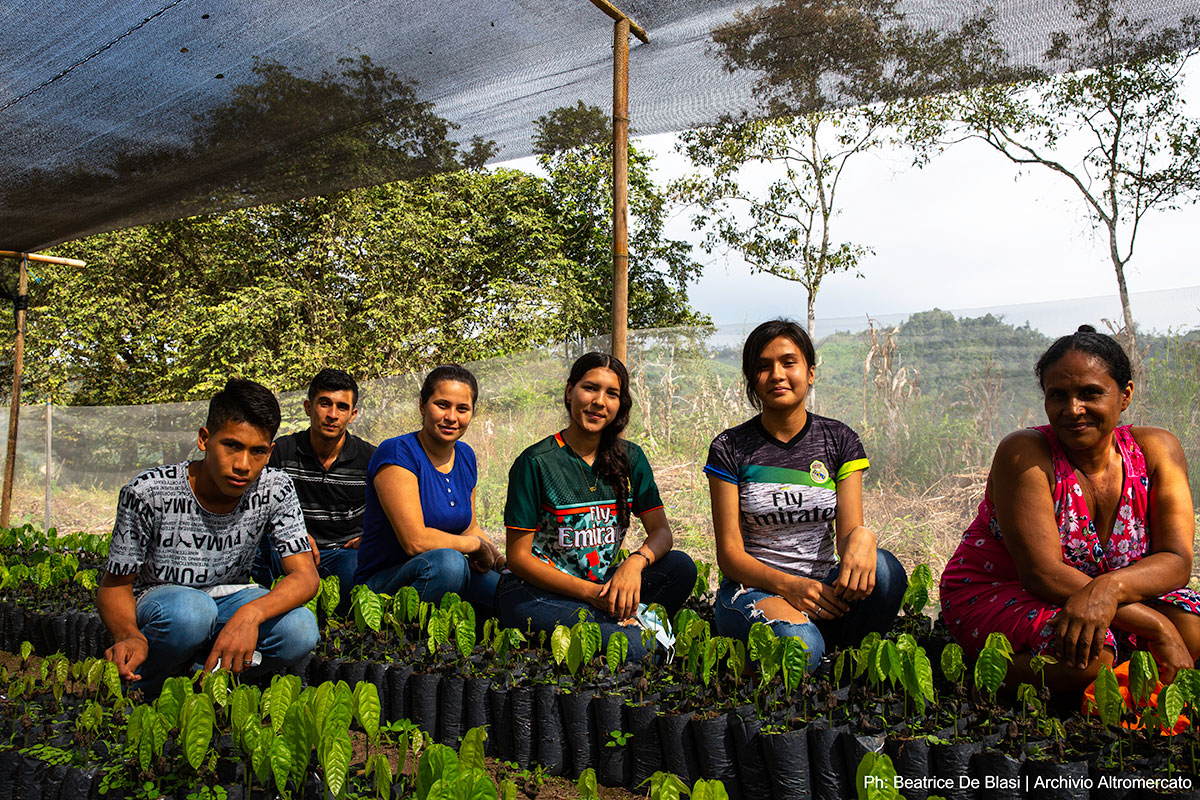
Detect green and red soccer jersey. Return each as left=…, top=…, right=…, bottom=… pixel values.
left=504, top=432, right=663, bottom=582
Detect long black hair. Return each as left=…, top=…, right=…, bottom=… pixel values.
left=1035, top=325, right=1132, bottom=390
left=565, top=353, right=633, bottom=529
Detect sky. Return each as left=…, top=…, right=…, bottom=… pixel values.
left=498, top=65, right=1200, bottom=338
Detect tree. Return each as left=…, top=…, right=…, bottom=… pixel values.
left=902, top=0, right=1200, bottom=357
left=675, top=111, right=880, bottom=340
left=533, top=104, right=709, bottom=335
left=25, top=169, right=591, bottom=404
left=674, top=0, right=1023, bottom=348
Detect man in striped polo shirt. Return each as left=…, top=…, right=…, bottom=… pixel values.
left=256, top=369, right=376, bottom=612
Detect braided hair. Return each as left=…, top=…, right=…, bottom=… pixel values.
left=564, top=353, right=633, bottom=530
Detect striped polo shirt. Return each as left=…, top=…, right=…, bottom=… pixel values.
left=268, top=429, right=376, bottom=548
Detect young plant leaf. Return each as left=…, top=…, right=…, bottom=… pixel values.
left=576, top=768, right=599, bottom=800
left=319, top=730, right=352, bottom=799
left=458, top=726, right=487, bottom=771
left=940, top=642, right=964, bottom=684
left=352, top=681, right=382, bottom=741
left=1091, top=664, right=1124, bottom=728
left=551, top=625, right=571, bottom=666
left=1129, top=650, right=1159, bottom=707
left=606, top=633, right=628, bottom=673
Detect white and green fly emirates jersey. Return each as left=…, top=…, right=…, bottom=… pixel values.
left=705, top=414, right=868, bottom=580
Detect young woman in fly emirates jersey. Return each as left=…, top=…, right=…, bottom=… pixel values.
left=707, top=319, right=907, bottom=668
left=497, top=352, right=696, bottom=660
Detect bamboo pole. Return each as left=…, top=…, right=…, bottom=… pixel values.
left=44, top=398, right=52, bottom=533
left=612, top=16, right=630, bottom=364
left=587, top=0, right=648, bottom=42
left=2, top=256, right=28, bottom=527
left=0, top=250, right=85, bottom=268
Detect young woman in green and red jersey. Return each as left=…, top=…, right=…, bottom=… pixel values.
left=496, top=352, right=696, bottom=659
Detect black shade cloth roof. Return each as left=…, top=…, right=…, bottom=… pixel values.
left=2, top=0, right=1195, bottom=251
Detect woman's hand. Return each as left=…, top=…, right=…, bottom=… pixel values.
left=1146, top=622, right=1194, bottom=685
left=1052, top=577, right=1120, bottom=669
left=835, top=527, right=877, bottom=602
left=598, top=554, right=645, bottom=621
left=781, top=574, right=849, bottom=621
left=467, top=535, right=499, bottom=573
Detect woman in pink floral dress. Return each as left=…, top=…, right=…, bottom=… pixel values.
left=941, top=325, right=1200, bottom=691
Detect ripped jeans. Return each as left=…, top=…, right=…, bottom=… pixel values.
left=714, top=549, right=907, bottom=669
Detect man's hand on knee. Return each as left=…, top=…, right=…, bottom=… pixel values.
left=106, top=635, right=149, bottom=681
left=204, top=605, right=264, bottom=675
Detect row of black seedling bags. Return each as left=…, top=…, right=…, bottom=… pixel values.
left=0, top=603, right=112, bottom=661
left=283, top=654, right=1200, bottom=800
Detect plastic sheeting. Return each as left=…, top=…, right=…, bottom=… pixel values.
left=3, top=0, right=1197, bottom=250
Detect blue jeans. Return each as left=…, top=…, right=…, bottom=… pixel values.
left=253, top=539, right=358, bottom=615
left=715, top=549, right=907, bottom=669
left=133, top=584, right=319, bottom=694
left=495, top=550, right=698, bottom=662
left=362, top=548, right=501, bottom=615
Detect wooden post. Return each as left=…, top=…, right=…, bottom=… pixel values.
left=44, top=398, right=52, bottom=533
left=0, top=250, right=84, bottom=529
left=612, top=16, right=630, bottom=364
left=1, top=256, right=28, bottom=527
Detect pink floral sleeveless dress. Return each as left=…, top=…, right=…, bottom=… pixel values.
left=940, top=424, right=1200, bottom=656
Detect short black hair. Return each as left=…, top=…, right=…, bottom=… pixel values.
left=308, top=368, right=360, bottom=407
left=1035, top=324, right=1132, bottom=390
left=742, top=319, right=817, bottom=409
left=420, top=365, right=479, bottom=405
left=205, top=378, right=282, bottom=438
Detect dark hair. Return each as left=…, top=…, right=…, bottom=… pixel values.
left=308, top=368, right=360, bottom=407
left=420, top=365, right=479, bottom=405
left=1035, top=324, right=1132, bottom=389
left=742, top=319, right=817, bottom=409
left=565, top=353, right=633, bottom=529
left=205, top=378, right=282, bottom=438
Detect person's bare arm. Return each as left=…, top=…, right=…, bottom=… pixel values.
left=709, top=475, right=849, bottom=619
left=374, top=464, right=489, bottom=564
left=599, top=507, right=674, bottom=621
left=506, top=526, right=606, bottom=608
left=832, top=470, right=877, bottom=602
left=203, top=548, right=319, bottom=674
left=98, top=571, right=148, bottom=681
left=993, top=428, right=1195, bottom=669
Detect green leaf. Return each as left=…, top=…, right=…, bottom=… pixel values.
left=102, top=660, right=122, bottom=701
left=455, top=766, right=497, bottom=800
left=702, top=638, right=719, bottom=686
left=373, top=752, right=394, bottom=799
left=283, top=702, right=315, bottom=784
left=155, top=676, right=189, bottom=728
left=417, top=744, right=461, bottom=800
left=691, top=779, right=730, bottom=800
left=781, top=637, right=809, bottom=693
left=982, top=631, right=1014, bottom=658
left=270, top=737, right=293, bottom=796
left=974, top=646, right=1010, bottom=699
left=856, top=751, right=901, bottom=800
left=578, top=621, right=602, bottom=663
left=567, top=632, right=584, bottom=677
left=606, top=632, right=628, bottom=673
left=748, top=623, right=777, bottom=662
left=458, top=726, right=487, bottom=771
left=352, top=681, right=382, bottom=741
left=352, top=584, right=384, bottom=633
left=325, top=681, right=354, bottom=738
left=644, top=771, right=689, bottom=800
left=1129, top=650, right=1159, bottom=706
left=940, top=642, right=964, bottom=684
left=576, top=768, right=599, bottom=800
left=1092, top=664, right=1124, bottom=728
left=320, top=575, right=341, bottom=618
left=901, top=564, right=933, bottom=616
left=180, top=694, right=216, bottom=772
left=551, top=625, right=571, bottom=666
left=456, top=620, right=477, bottom=660
left=319, top=730, right=352, bottom=799
left=397, top=585, right=420, bottom=623
left=1161, top=682, right=1186, bottom=729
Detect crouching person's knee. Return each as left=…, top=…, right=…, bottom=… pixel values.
left=258, top=606, right=319, bottom=668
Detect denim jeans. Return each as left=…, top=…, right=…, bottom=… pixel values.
left=362, top=548, right=500, bottom=616
left=715, top=548, right=908, bottom=669
left=253, top=538, right=358, bottom=615
left=495, top=550, right=698, bottom=661
left=133, top=584, right=319, bottom=694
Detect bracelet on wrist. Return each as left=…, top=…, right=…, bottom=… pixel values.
left=629, top=550, right=651, bottom=566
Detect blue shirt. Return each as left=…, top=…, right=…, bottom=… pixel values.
left=354, top=432, right=477, bottom=583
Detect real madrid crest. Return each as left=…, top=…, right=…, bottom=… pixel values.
left=809, top=460, right=829, bottom=483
